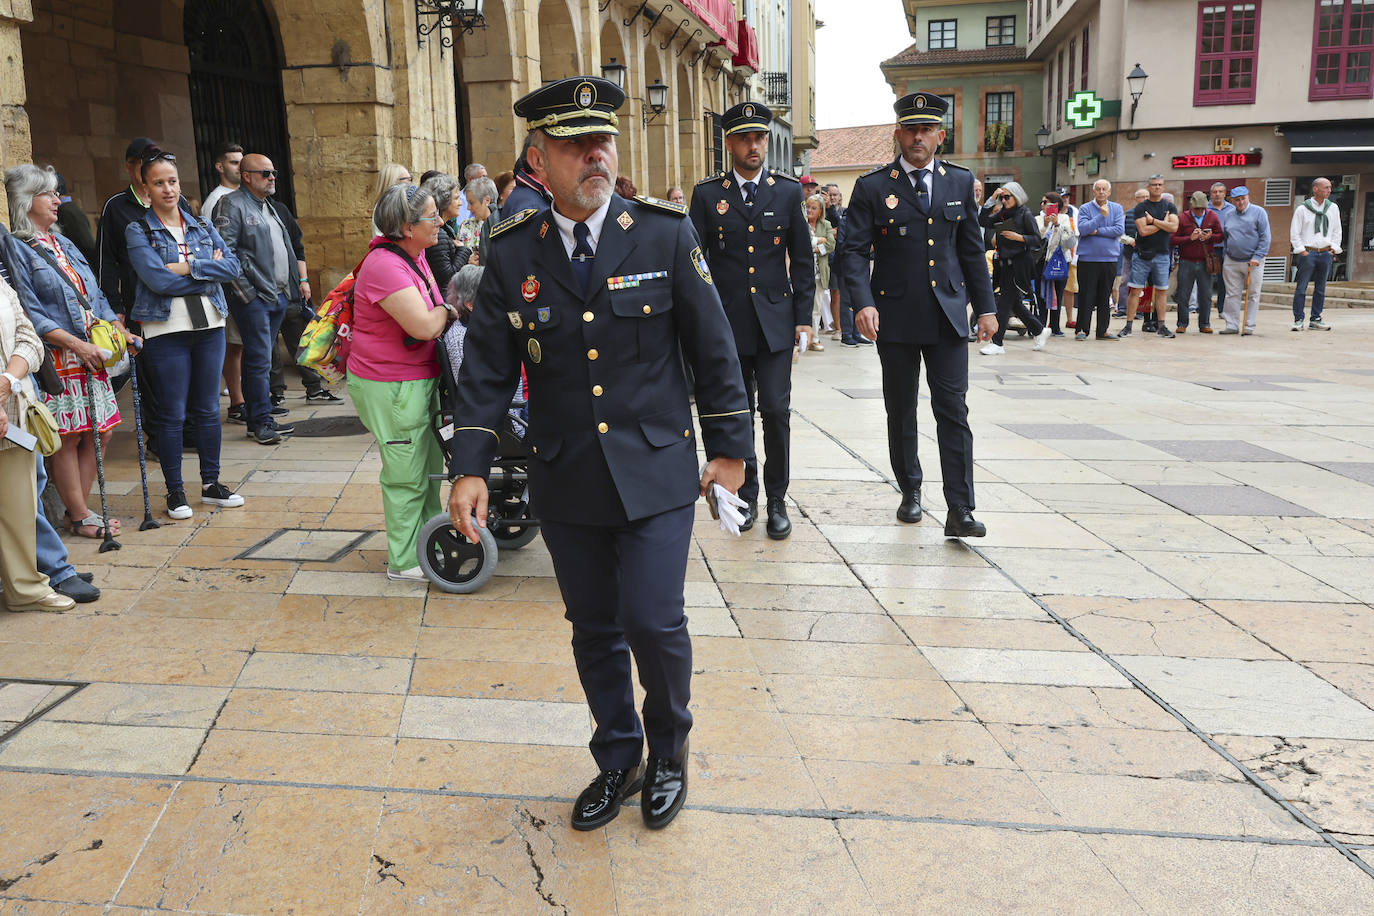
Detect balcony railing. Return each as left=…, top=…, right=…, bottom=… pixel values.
left=761, top=71, right=790, bottom=107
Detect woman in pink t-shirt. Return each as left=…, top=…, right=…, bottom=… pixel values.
left=347, top=184, right=455, bottom=581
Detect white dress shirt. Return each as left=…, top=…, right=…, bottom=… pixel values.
left=550, top=198, right=612, bottom=258
left=732, top=169, right=764, bottom=203
left=898, top=157, right=932, bottom=196
left=1290, top=199, right=1343, bottom=254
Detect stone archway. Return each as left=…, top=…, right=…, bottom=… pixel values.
left=459, top=0, right=529, bottom=172
left=643, top=45, right=673, bottom=198
left=539, top=0, right=583, bottom=82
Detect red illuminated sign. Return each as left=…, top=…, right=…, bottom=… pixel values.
left=1170, top=152, right=1263, bottom=169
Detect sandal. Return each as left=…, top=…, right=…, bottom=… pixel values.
left=66, top=512, right=119, bottom=539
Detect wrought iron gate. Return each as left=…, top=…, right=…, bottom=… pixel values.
left=184, top=0, right=295, bottom=210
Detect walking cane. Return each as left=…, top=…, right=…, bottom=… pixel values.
left=83, top=368, right=121, bottom=552
left=126, top=350, right=160, bottom=530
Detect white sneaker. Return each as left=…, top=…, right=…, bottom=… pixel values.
left=201, top=482, right=245, bottom=508
left=1292, top=319, right=1305, bottom=332
left=979, top=343, right=1005, bottom=356
left=1031, top=327, right=1052, bottom=351
left=387, top=566, right=428, bottom=582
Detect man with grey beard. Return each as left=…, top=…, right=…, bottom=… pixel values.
left=447, top=76, right=752, bottom=832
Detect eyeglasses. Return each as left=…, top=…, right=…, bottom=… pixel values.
left=244, top=169, right=278, bottom=178
left=400, top=175, right=414, bottom=183
left=415, top=215, right=440, bottom=223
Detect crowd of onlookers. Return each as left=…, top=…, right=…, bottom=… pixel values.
left=0, top=134, right=512, bottom=608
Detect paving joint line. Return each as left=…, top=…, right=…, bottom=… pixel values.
left=794, top=407, right=1374, bottom=881
left=1, top=763, right=1360, bottom=851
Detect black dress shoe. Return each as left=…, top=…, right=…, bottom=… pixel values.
left=896, top=490, right=922, bottom=524
left=738, top=501, right=758, bottom=532
left=765, top=497, right=791, bottom=540
left=642, top=742, right=689, bottom=829
left=76, top=571, right=94, bottom=583
left=571, top=763, right=644, bottom=831
left=944, top=506, right=986, bottom=538
left=55, top=576, right=101, bottom=603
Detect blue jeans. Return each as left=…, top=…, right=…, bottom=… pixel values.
left=140, top=328, right=227, bottom=493
left=1175, top=260, right=1213, bottom=329
left=229, top=291, right=288, bottom=429
left=1292, top=250, right=1333, bottom=321
left=35, top=451, right=77, bottom=587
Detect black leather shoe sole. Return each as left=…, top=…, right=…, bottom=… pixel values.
left=738, top=503, right=758, bottom=533
left=571, top=775, right=643, bottom=831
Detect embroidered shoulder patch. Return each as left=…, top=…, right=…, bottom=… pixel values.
left=691, top=246, right=712, bottom=285
left=633, top=194, right=687, bottom=216
left=491, top=208, right=539, bottom=239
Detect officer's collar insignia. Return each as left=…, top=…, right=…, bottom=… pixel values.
left=890, top=169, right=899, bottom=179
left=508, top=310, right=522, bottom=329
left=521, top=275, right=539, bottom=302
left=617, top=210, right=634, bottom=231
left=722, top=179, right=731, bottom=189
left=528, top=338, right=542, bottom=363
left=576, top=82, right=596, bottom=109
left=885, top=194, right=899, bottom=209
left=766, top=176, right=775, bottom=186
left=717, top=200, right=729, bottom=214
left=690, top=245, right=713, bottom=285
left=537, top=306, right=551, bottom=323
left=539, top=221, right=548, bottom=239
left=938, top=165, right=947, bottom=176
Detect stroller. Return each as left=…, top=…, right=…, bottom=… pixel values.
left=415, top=336, right=539, bottom=593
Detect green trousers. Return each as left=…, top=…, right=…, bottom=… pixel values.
left=346, top=373, right=444, bottom=572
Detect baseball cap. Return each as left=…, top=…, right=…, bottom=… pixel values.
left=125, top=137, right=156, bottom=161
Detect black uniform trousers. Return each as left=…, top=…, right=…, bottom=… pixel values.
left=877, top=319, right=976, bottom=509
left=738, top=346, right=792, bottom=505
left=1075, top=260, right=1117, bottom=338
left=540, top=503, right=695, bottom=771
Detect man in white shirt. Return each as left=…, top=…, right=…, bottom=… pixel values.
left=1290, top=177, right=1342, bottom=331
left=200, top=142, right=243, bottom=220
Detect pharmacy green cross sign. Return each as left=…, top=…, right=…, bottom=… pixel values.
left=1065, top=90, right=1104, bottom=129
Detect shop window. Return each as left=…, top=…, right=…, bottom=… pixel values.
left=1311, top=0, right=1374, bottom=100
left=937, top=94, right=957, bottom=155
left=1195, top=2, right=1261, bottom=105
left=930, top=19, right=957, bottom=50
left=1081, top=26, right=1090, bottom=89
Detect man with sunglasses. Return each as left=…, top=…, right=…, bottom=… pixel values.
left=212, top=153, right=302, bottom=444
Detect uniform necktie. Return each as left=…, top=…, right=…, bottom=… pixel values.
left=742, top=180, right=756, bottom=206
left=571, top=221, right=594, bottom=293
left=912, top=169, right=929, bottom=214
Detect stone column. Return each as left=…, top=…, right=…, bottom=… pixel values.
left=0, top=0, right=35, bottom=219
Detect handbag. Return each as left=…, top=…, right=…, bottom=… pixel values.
left=36, top=347, right=63, bottom=396
left=1043, top=246, right=1069, bottom=280
left=14, top=382, right=61, bottom=456
left=1204, top=248, right=1222, bottom=276
left=26, top=239, right=127, bottom=369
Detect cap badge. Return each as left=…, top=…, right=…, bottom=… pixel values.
left=744, top=104, right=754, bottom=117
left=522, top=276, right=539, bottom=302
left=885, top=194, right=899, bottom=210
left=617, top=210, right=634, bottom=231
left=576, top=82, right=595, bottom=109
left=527, top=339, right=542, bottom=364
left=717, top=200, right=730, bottom=215
left=915, top=95, right=927, bottom=109
left=508, top=311, right=522, bottom=329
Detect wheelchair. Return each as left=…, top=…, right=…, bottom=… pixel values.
left=416, top=339, right=540, bottom=593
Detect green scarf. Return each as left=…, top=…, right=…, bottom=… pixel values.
left=1304, top=197, right=1331, bottom=235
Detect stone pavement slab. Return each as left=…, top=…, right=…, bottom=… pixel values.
left=1137, top=484, right=1320, bottom=517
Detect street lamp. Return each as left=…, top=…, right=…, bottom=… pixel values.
left=415, top=0, right=486, bottom=50
left=1036, top=124, right=1050, bottom=156
left=601, top=58, right=628, bottom=91
left=1127, top=63, right=1148, bottom=126
left=644, top=79, right=669, bottom=126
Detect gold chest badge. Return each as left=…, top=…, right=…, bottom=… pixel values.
left=527, top=339, right=542, bottom=363
left=521, top=275, right=539, bottom=302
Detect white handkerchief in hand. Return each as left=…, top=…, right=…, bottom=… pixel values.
left=797, top=331, right=809, bottom=355
left=712, top=483, right=748, bottom=536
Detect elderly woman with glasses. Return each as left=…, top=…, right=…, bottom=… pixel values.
left=3, top=163, right=134, bottom=539
left=349, top=183, right=456, bottom=581
left=420, top=173, right=466, bottom=292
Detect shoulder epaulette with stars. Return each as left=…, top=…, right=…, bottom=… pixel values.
left=633, top=195, right=687, bottom=216
left=771, top=171, right=800, bottom=183
left=860, top=163, right=888, bottom=178
left=695, top=172, right=726, bottom=186
left=490, top=208, right=540, bottom=239
left=940, top=160, right=971, bottom=173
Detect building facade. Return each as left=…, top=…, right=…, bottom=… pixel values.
left=1032, top=0, right=1374, bottom=282
left=809, top=124, right=898, bottom=200
left=0, top=0, right=813, bottom=284
left=881, top=0, right=1051, bottom=196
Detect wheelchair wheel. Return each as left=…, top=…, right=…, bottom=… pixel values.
left=490, top=500, right=539, bottom=550
left=416, top=514, right=497, bottom=593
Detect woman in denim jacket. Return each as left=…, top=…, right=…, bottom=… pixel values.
left=4, top=163, right=134, bottom=539
left=125, top=151, right=246, bottom=520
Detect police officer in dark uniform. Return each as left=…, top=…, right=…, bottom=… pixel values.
left=689, top=102, right=815, bottom=539
left=837, top=92, right=997, bottom=537
left=447, top=76, right=753, bottom=832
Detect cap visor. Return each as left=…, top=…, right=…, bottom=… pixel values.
left=725, top=122, right=770, bottom=136
left=897, top=114, right=944, bottom=125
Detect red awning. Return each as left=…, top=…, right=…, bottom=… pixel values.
left=681, top=0, right=739, bottom=55
left=733, top=20, right=760, bottom=71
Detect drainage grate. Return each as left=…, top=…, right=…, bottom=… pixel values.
left=235, top=529, right=375, bottom=563
left=0, top=678, right=88, bottom=744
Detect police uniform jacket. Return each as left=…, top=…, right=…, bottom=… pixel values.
left=838, top=158, right=995, bottom=341
left=448, top=194, right=754, bottom=526
left=689, top=169, right=816, bottom=356
left=502, top=170, right=552, bottom=217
